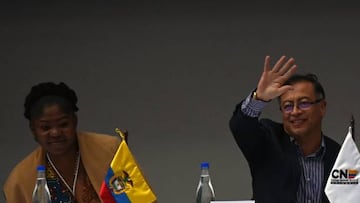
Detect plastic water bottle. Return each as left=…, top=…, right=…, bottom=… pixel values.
left=195, top=162, right=215, bottom=203
left=32, top=165, right=51, bottom=203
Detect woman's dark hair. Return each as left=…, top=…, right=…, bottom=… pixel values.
left=24, top=82, right=79, bottom=120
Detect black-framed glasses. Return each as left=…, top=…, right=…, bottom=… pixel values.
left=281, top=98, right=323, bottom=113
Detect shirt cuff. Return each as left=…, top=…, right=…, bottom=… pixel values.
left=241, top=90, right=268, bottom=117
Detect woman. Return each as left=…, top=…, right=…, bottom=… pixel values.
left=4, top=82, right=121, bottom=203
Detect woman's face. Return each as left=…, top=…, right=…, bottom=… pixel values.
left=30, top=103, right=78, bottom=156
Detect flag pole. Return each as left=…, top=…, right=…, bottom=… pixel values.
left=115, top=128, right=128, bottom=143
left=351, top=115, right=355, bottom=140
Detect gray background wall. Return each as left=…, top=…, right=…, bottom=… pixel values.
left=1, top=1, right=360, bottom=202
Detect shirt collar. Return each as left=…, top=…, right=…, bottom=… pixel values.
left=290, top=134, right=326, bottom=158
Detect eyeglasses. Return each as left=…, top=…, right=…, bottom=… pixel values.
left=281, top=99, right=323, bottom=113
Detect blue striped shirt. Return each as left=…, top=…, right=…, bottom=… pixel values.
left=241, top=91, right=326, bottom=203
left=294, top=138, right=325, bottom=203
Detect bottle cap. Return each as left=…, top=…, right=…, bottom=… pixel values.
left=200, top=162, right=209, bottom=169
left=37, top=165, right=46, bottom=171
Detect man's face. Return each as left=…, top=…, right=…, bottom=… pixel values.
left=31, top=104, right=77, bottom=156
left=280, top=81, right=326, bottom=140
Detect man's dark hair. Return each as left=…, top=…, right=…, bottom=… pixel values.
left=24, top=82, right=79, bottom=120
left=278, top=73, right=326, bottom=101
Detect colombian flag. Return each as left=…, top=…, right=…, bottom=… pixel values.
left=349, top=170, right=358, bottom=179
left=99, top=128, right=157, bottom=203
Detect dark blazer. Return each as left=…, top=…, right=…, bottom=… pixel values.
left=229, top=103, right=340, bottom=203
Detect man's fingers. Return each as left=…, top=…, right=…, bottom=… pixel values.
left=278, top=85, right=295, bottom=96
left=263, top=55, right=271, bottom=72
left=282, top=65, right=297, bottom=79
left=278, top=58, right=295, bottom=76
left=275, top=65, right=297, bottom=85
left=271, top=55, right=286, bottom=73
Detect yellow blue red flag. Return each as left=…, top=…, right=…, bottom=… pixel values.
left=99, top=128, right=157, bottom=203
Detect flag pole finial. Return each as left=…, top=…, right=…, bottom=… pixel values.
left=351, top=115, right=355, bottom=140
left=115, top=128, right=128, bottom=143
